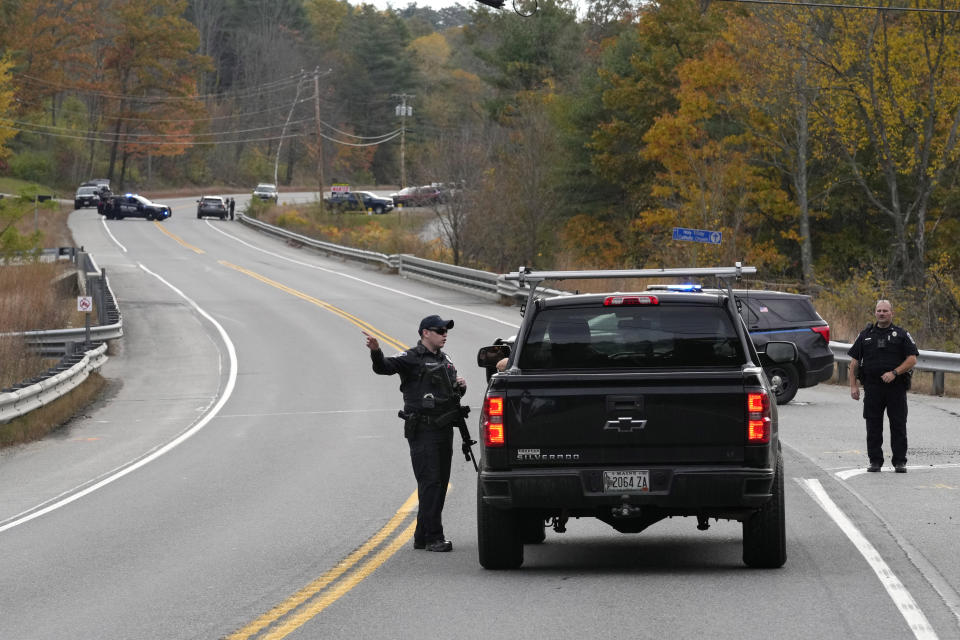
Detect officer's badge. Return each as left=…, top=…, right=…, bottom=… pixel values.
left=892, top=331, right=897, bottom=337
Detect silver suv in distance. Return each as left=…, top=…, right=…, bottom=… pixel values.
left=252, top=183, right=278, bottom=202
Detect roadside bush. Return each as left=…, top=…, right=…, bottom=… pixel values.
left=815, top=268, right=960, bottom=351
left=237, top=147, right=273, bottom=187
left=8, top=150, right=54, bottom=185
left=243, top=197, right=272, bottom=219
left=275, top=210, right=310, bottom=233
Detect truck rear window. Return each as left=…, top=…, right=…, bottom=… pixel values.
left=517, top=304, right=744, bottom=370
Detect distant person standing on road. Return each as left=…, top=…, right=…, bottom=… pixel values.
left=848, top=299, right=918, bottom=473
left=229, top=197, right=235, bottom=220
left=363, top=315, right=467, bottom=552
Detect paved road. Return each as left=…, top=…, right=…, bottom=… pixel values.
left=0, top=199, right=958, bottom=639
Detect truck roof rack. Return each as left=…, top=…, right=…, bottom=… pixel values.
left=506, top=262, right=755, bottom=316
left=505, top=263, right=758, bottom=353
left=505, top=263, right=755, bottom=291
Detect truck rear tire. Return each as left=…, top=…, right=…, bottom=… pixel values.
left=477, top=483, right=523, bottom=569
left=742, top=453, right=786, bottom=568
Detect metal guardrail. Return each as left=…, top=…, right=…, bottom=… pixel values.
left=0, top=342, right=108, bottom=424
left=237, top=212, right=567, bottom=302
left=397, top=254, right=501, bottom=300
left=1, top=251, right=120, bottom=424
left=830, top=341, right=960, bottom=395
left=17, top=251, right=123, bottom=354
left=239, top=214, right=393, bottom=267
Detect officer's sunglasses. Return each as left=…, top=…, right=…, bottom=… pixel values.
left=428, top=327, right=448, bottom=335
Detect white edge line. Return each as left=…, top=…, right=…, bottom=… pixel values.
left=798, top=478, right=939, bottom=639
left=209, top=222, right=520, bottom=330
left=100, top=213, right=127, bottom=253
left=0, top=262, right=237, bottom=534
left=838, top=463, right=960, bottom=481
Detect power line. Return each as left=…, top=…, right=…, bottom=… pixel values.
left=715, top=0, right=960, bottom=14
left=317, top=130, right=403, bottom=146
left=0, top=116, right=316, bottom=139
left=11, top=94, right=317, bottom=125
left=14, top=71, right=309, bottom=103
left=0, top=121, right=403, bottom=148
left=318, top=119, right=403, bottom=140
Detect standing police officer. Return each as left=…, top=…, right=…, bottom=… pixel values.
left=848, top=299, right=918, bottom=473
left=363, top=315, right=467, bottom=552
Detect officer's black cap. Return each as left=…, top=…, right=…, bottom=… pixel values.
left=419, top=315, right=454, bottom=333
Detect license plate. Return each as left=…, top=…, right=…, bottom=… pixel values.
left=603, top=470, right=650, bottom=493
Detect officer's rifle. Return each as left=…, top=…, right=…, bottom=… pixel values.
left=456, top=405, right=479, bottom=472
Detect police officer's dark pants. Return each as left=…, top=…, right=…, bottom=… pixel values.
left=863, top=382, right=908, bottom=466
left=408, top=425, right=453, bottom=545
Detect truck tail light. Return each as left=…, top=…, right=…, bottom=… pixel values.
left=482, top=393, right=505, bottom=447
left=811, top=325, right=830, bottom=343
left=747, top=391, right=771, bottom=443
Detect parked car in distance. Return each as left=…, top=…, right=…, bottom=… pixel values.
left=197, top=196, right=228, bottom=220
left=389, top=185, right=443, bottom=207
left=99, top=194, right=172, bottom=221
left=81, top=178, right=111, bottom=191
left=648, top=285, right=834, bottom=404
left=324, top=190, right=394, bottom=214
left=252, top=183, right=279, bottom=202
left=74, top=186, right=101, bottom=209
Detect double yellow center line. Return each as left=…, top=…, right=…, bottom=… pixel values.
left=220, top=261, right=406, bottom=352
left=218, top=260, right=416, bottom=638
left=227, top=493, right=418, bottom=639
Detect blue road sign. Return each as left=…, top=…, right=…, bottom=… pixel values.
left=672, top=227, right=722, bottom=245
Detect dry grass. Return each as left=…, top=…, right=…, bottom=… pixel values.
left=1, top=197, right=74, bottom=248
left=0, top=262, right=89, bottom=390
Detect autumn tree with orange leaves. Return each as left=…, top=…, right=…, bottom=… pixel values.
left=99, top=0, right=210, bottom=187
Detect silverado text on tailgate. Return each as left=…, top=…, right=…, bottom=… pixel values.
left=474, top=265, right=798, bottom=570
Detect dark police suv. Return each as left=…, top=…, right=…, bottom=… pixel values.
left=99, top=194, right=172, bottom=221
left=730, top=289, right=833, bottom=404
left=647, top=286, right=833, bottom=404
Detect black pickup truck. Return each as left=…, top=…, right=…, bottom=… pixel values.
left=475, top=265, right=797, bottom=570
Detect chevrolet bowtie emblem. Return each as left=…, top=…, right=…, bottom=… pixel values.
left=604, top=417, right=648, bottom=432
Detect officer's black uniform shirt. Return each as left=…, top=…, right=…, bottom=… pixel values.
left=370, top=341, right=462, bottom=414
left=848, top=323, right=918, bottom=385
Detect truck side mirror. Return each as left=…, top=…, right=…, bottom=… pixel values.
left=477, top=344, right=510, bottom=368
left=761, top=341, right=798, bottom=364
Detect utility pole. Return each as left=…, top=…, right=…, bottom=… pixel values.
left=393, top=93, right=414, bottom=188
left=276, top=70, right=306, bottom=188
left=314, top=68, right=327, bottom=212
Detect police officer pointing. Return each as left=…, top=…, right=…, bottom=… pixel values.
left=848, top=299, right=918, bottom=473
left=363, top=315, right=467, bottom=552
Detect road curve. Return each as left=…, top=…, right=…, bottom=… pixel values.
left=0, top=198, right=957, bottom=639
